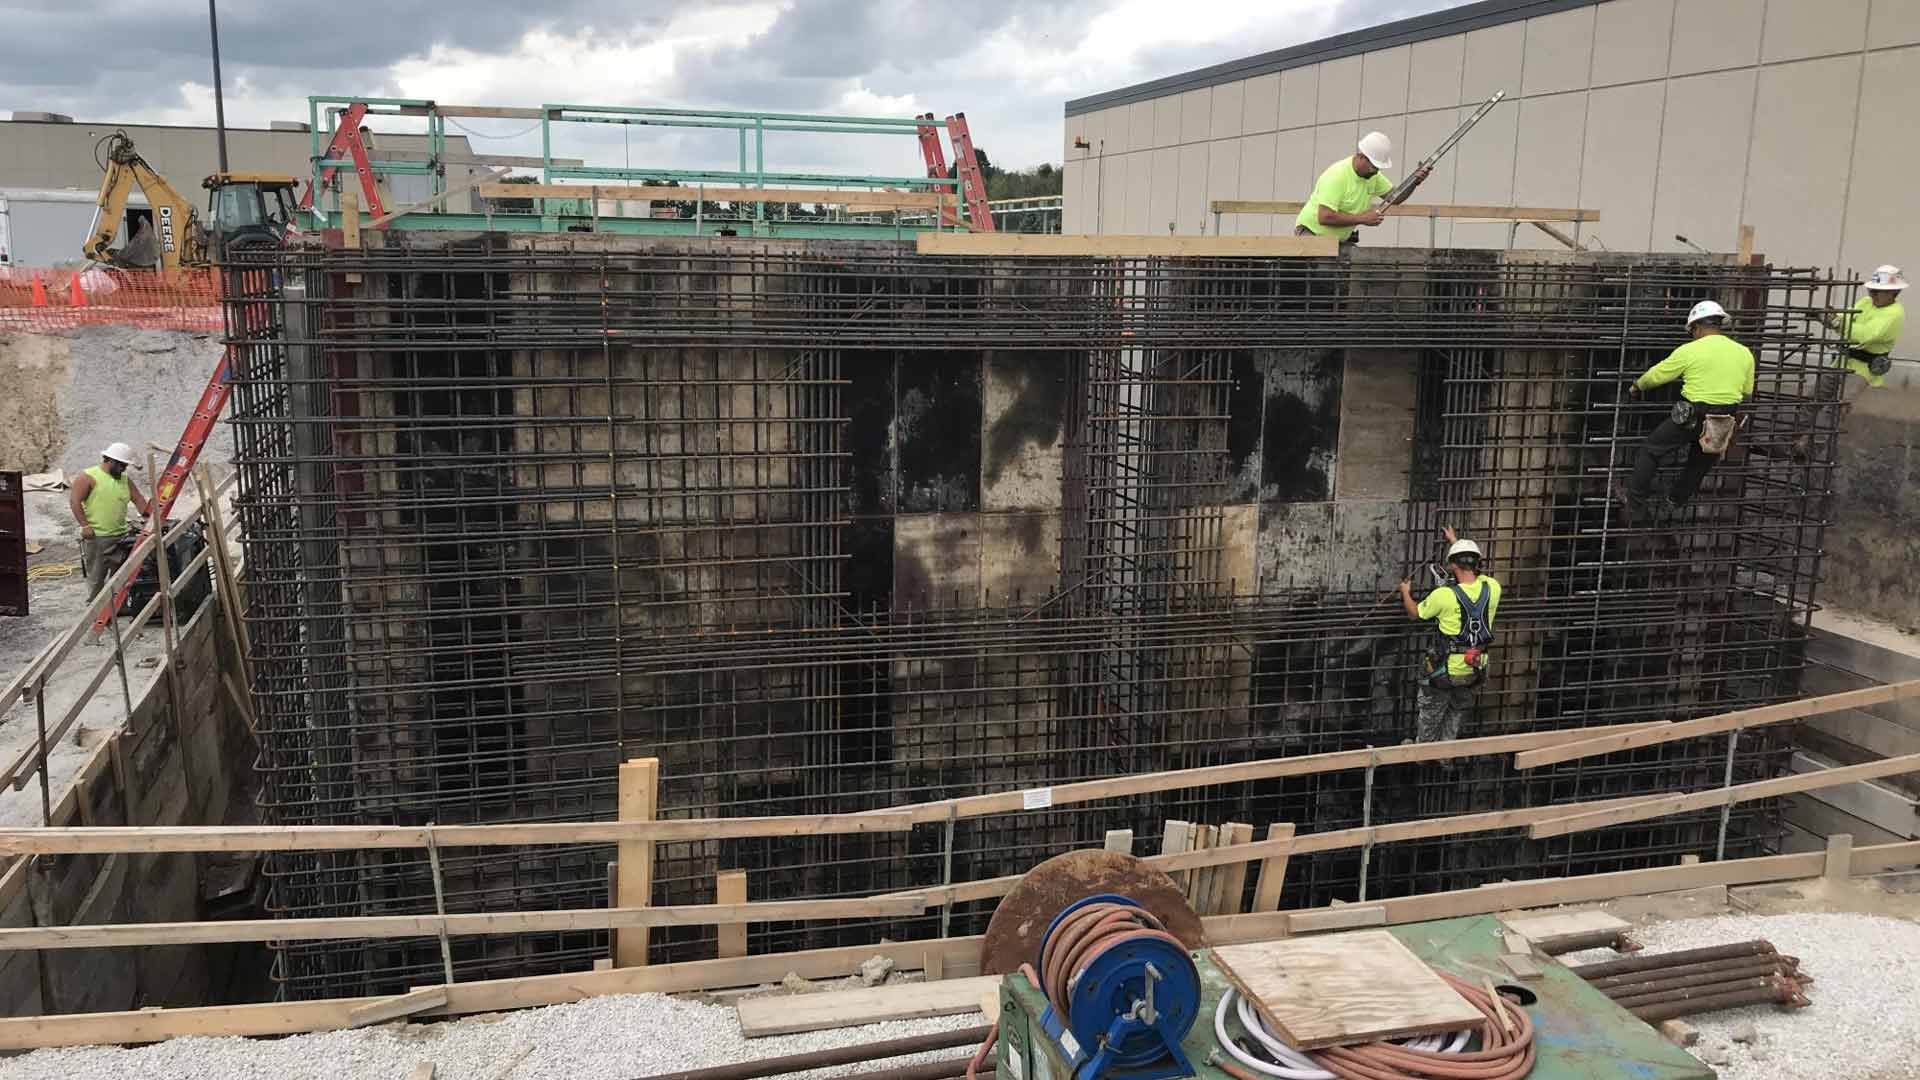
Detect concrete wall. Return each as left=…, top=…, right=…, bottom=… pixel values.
left=1786, top=616, right=1920, bottom=850
left=1063, top=0, right=1919, bottom=280
left=0, top=602, right=257, bottom=1016
left=1824, top=359, right=1920, bottom=626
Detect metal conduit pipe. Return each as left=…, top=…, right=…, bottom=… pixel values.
left=1629, top=982, right=1809, bottom=1023
left=629, top=1025, right=993, bottom=1080
left=1568, top=940, right=1777, bottom=979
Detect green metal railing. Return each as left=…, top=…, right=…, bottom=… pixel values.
left=301, top=97, right=966, bottom=239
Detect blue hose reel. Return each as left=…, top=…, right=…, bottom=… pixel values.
left=1032, top=894, right=1201, bottom=1079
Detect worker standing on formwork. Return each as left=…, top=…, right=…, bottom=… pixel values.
left=1795, top=265, right=1906, bottom=458
left=1293, top=132, right=1432, bottom=245
left=1399, top=527, right=1499, bottom=744
left=68, top=442, right=150, bottom=598
left=1621, top=301, right=1756, bottom=524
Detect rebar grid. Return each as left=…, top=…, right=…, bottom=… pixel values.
left=222, top=242, right=1842, bottom=1000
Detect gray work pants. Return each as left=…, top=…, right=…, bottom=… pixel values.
left=81, top=534, right=129, bottom=599
left=1415, top=679, right=1477, bottom=743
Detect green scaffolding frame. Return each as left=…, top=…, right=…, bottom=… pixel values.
left=302, top=96, right=964, bottom=238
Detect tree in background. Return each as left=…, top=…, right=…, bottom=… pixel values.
left=970, top=148, right=1063, bottom=233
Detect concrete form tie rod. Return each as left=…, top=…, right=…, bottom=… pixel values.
left=629, top=1025, right=993, bottom=1080
left=1627, top=981, right=1809, bottom=1023
left=1567, top=939, right=1776, bottom=979
left=1584, top=953, right=1800, bottom=990
left=1607, top=974, right=1800, bottom=1010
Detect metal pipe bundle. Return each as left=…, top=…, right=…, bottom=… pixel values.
left=1575, top=939, right=1811, bottom=1022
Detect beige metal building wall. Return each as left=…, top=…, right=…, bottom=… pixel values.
left=1062, top=0, right=1920, bottom=277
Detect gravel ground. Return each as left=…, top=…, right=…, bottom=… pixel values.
left=1564, top=911, right=1920, bottom=1080
left=53, top=326, right=233, bottom=478
left=0, top=994, right=989, bottom=1080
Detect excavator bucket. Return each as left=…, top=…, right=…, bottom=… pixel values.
left=113, top=217, right=162, bottom=269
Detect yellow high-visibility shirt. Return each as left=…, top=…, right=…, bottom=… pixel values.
left=1831, top=297, right=1903, bottom=388
left=81, top=465, right=132, bottom=538
left=1295, top=158, right=1393, bottom=240
left=1417, top=576, right=1501, bottom=677
left=1634, top=333, right=1755, bottom=405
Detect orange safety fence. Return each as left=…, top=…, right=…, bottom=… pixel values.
left=0, top=267, right=223, bottom=334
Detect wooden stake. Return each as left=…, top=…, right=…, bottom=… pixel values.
left=615, top=758, right=659, bottom=967
left=716, top=870, right=747, bottom=958
left=1737, top=224, right=1755, bottom=265
left=1824, top=833, right=1853, bottom=880
left=1250, top=823, right=1296, bottom=913
left=1102, top=829, right=1133, bottom=854
left=1213, top=823, right=1255, bottom=915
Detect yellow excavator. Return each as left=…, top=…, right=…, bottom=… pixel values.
left=83, top=130, right=301, bottom=271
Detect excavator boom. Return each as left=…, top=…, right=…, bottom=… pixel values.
left=82, top=131, right=208, bottom=271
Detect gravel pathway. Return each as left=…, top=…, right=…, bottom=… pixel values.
left=1565, top=911, right=1920, bottom=1080
left=0, top=994, right=987, bottom=1080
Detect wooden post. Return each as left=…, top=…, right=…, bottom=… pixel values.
left=1187, top=825, right=1218, bottom=909
left=341, top=190, right=363, bottom=284
left=1250, top=823, right=1296, bottom=913
left=1102, top=829, right=1133, bottom=854
left=1213, top=823, right=1256, bottom=915
left=193, top=464, right=252, bottom=689
left=615, top=758, right=659, bottom=967
left=1160, top=820, right=1191, bottom=892
left=1737, top=224, right=1755, bottom=265
left=1824, top=833, right=1853, bottom=880
left=715, top=870, right=747, bottom=958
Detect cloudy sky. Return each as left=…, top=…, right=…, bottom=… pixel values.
left=1, top=0, right=1454, bottom=178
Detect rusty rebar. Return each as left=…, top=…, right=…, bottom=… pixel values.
left=1569, top=940, right=1778, bottom=979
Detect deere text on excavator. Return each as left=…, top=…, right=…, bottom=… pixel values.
left=82, top=130, right=300, bottom=271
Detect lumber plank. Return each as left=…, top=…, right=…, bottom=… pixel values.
left=1513, top=681, right=1920, bottom=769
left=1208, top=200, right=1600, bottom=222
left=1212, top=933, right=1482, bottom=1049
left=734, top=975, right=998, bottom=1037
left=0, top=813, right=914, bottom=855
left=340, top=190, right=361, bottom=250
left=347, top=987, right=446, bottom=1028
left=1250, top=823, right=1295, bottom=913
left=475, top=182, right=953, bottom=210
left=881, top=722, right=1665, bottom=824
left=0, top=896, right=928, bottom=950
left=1213, top=823, right=1255, bottom=916
left=716, top=870, right=747, bottom=958
left=1286, top=907, right=1387, bottom=933
left=1187, top=824, right=1218, bottom=908
left=616, top=758, right=659, bottom=967
left=1102, top=829, right=1133, bottom=853
left=915, top=233, right=1338, bottom=257
left=10, top=841, right=1920, bottom=1051
left=1160, top=820, right=1192, bottom=892
left=1527, top=751, right=1920, bottom=839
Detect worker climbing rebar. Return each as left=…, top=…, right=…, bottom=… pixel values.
left=1399, top=527, right=1499, bottom=744
left=1794, top=264, right=1906, bottom=459
left=1620, top=300, right=1756, bottom=524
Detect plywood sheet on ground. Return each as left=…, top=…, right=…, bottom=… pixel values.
left=735, top=976, right=997, bottom=1037
left=1211, top=931, right=1482, bottom=1049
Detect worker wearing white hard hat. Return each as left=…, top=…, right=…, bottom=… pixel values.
left=1293, top=131, right=1433, bottom=244
left=69, top=441, right=151, bottom=599
left=1619, top=300, right=1755, bottom=523
left=1794, top=265, right=1908, bottom=458
left=1398, top=526, right=1501, bottom=743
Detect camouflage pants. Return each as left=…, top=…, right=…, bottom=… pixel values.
left=1415, top=681, right=1477, bottom=743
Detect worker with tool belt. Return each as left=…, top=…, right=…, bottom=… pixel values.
left=1294, top=132, right=1431, bottom=245
left=69, top=442, right=151, bottom=598
left=1399, top=527, right=1499, bottom=743
left=1795, top=265, right=1906, bottom=458
left=1622, top=300, right=1755, bottom=523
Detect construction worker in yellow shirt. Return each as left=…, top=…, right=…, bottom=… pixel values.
left=1293, top=131, right=1432, bottom=245
left=1398, top=526, right=1499, bottom=744
left=1796, top=265, right=1906, bottom=458
left=1620, top=300, right=1756, bottom=523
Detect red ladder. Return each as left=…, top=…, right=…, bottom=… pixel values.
left=914, top=112, right=994, bottom=232
left=297, top=101, right=389, bottom=221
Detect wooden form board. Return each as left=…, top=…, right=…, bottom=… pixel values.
left=1208, top=200, right=1600, bottom=222
left=915, top=232, right=1337, bottom=257
left=1211, top=932, right=1483, bottom=1049
left=1498, top=910, right=1627, bottom=946
left=734, top=976, right=998, bottom=1037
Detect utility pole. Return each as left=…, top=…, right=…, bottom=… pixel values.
left=208, top=0, right=229, bottom=172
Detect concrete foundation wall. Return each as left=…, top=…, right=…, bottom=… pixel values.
left=1823, top=361, right=1920, bottom=628
left=0, top=602, right=256, bottom=1017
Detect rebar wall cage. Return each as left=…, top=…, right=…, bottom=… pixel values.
left=222, top=239, right=1844, bottom=999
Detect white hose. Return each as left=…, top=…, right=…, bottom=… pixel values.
left=1213, top=989, right=1472, bottom=1078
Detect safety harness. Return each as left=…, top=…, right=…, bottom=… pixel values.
left=1424, top=581, right=1494, bottom=687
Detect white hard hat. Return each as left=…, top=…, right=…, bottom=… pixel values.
left=1686, top=300, right=1728, bottom=325
left=101, top=442, right=134, bottom=464
left=1357, top=131, right=1393, bottom=170
left=1865, top=265, right=1908, bottom=291
left=1447, top=538, right=1482, bottom=560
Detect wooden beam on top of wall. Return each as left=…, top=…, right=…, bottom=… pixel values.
left=474, top=182, right=954, bottom=210
left=1208, top=200, right=1600, bottom=223
left=1512, top=680, right=1920, bottom=770
left=915, top=232, right=1338, bottom=257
